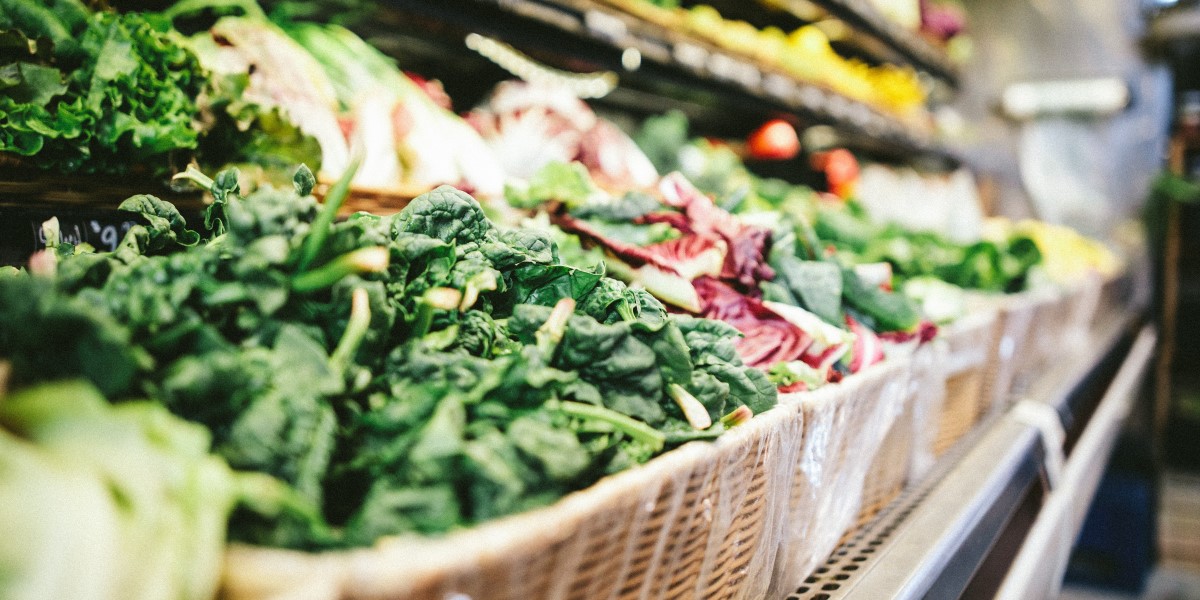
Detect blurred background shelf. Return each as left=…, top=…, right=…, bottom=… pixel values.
left=367, top=0, right=960, bottom=167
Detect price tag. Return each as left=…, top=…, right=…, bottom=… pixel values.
left=584, top=10, right=627, bottom=41
left=762, top=74, right=795, bottom=101
left=673, top=42, right=708, bottom=71
left=798, top=85, right=827, bottom=112
left=31, top=218, right=135, bottom=252
left=0, top=204, right=200, bottom=267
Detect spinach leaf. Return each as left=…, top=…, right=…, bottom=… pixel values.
left=841, top=268, right=920, bottom=332
left=767, top=256, right=843, bottom=325
left=394, top=185, right=492, bottom=244
left=119, top=194, right=202, bottom=251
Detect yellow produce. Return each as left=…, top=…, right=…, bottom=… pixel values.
left=986, top=218, right=1122, bottom=284
left=674, top=6, right=927, bottom=119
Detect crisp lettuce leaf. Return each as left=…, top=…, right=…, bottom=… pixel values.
left=0, top=10, right=204, bottom=174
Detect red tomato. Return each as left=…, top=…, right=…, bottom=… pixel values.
left=747, top=119, right=800, bottom=160
left=811, top=148, right=859, bottom=198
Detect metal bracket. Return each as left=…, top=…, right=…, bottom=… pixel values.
left=1010, top=399, right=1067, bottom=489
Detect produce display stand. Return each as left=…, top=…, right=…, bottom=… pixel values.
left=2, top=2, right=1144, bottom=599
left=787, top=306, right=1152, bottom=599
left=930, top=309, right=998, bottom=457
left=212, top=283, right=1138, bottom=600
left=219, top=345, right=928, bottom=600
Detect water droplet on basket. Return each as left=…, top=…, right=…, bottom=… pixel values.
left=703, top=498, right=713, bottom=522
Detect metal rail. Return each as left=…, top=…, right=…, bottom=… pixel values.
left=789, top=315, right=1149, bottom=599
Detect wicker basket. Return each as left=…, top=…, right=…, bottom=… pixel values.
left=220, top=350, right=928, bottom=600
left=1010, top=277, right=1114, bottom=399
left=220, top=397, right=804, bottom=600
left=1012, top=289, right=1070, bottom=392
left=855, top=408, right=912, bottom=529
left=974, top=292, right=1040, bottom=417
left=930, top=310, right=999, bottom=457
left=853, top=338, right=950, bottom=529
left=1066, top=273, right=1106, bottom=345
left=904, top=337, right=951, bottom=482
left=768, top=357, right=912, bottom=597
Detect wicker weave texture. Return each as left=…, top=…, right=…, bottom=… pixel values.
left=926, top=311, right=996, bottom=457
left=977, top=294, right=1039, bottom=415
left=767, top=357, right=912, bottom=597
left=216, top=331, right=982, bottom=600
left=220, top=398, right=809, bottom=600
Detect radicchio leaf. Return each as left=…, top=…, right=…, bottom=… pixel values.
left=693, top=277, right=812, bottom=368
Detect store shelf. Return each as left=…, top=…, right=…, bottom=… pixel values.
left=766, top=0, right=960, bottom=86
left=1148, top=4, right=1200, bottom=46
left=997, top=326, right=1157, bottom=598
left=375, top=0, right=957, bottom=165
left=789, top=314, right=1153, bottom=599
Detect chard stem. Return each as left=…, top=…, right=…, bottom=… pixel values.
left=535, top=298, right=575, bottom=356
left=411, top=287, right=462, bottom=338
left=668, top=383, right=712, bottom=430
left=460, top=270, right=498, bottom=311
left=719, top=405, right=754, bottom=428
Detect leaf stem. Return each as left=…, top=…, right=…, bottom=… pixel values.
left=719, top=405, right=753, bottom=428
left=668, top=383, right=712, bottom=430
left=291, top=247, right=389, bottom=293
left=172, top=165, right=214, bottom=193
left=330, top=288, right=371, bottom=375
left=296, top=157, right=360, bottom=273
left=410, top=287, right=463, bottom=339
left=552, top=400, right=665, bottom=452
left=535, top=297, right=575, bottom=357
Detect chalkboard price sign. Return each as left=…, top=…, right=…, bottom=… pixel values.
left=0, top=205, right=200, bottom=267
left=31, top=218, right=137, bottom=253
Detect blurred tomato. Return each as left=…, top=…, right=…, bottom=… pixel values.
left=747, top=119, right=800, bottom=160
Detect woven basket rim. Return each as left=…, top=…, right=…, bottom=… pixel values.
left=223, top=350, right=918, bottom=597
left=223, top=400, right=802, bottom=584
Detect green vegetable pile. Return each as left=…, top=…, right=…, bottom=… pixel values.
left=0, top=0, right=204, bottom=174
left=814, top=203, right=1042, bottom=293
left=0, top=165, right=775, bottom=549
left=634, top=111, right=1042, bottom=295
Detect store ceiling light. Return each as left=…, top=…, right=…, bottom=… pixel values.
left=1000, top=77, right=1130, bottom=120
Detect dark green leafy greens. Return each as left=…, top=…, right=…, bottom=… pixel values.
left=0, top=166, right=775, bottom=549
left=819, top=210, right=1042, bottom=294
